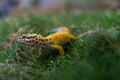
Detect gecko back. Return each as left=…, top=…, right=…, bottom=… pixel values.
left=46, top=27, right=76, bottom=45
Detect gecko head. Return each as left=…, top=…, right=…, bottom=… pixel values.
left=17, top=33, right=39, bottom=45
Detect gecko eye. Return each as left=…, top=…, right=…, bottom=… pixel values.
left=22, top=35, right=28, bottom=38
left=17, top=37, right=22, bottom=40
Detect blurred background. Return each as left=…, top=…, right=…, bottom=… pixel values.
left=0, top=1, right=120, bottom=80
left=0, top=0, right=119, bottom=18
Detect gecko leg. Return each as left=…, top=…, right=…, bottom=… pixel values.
left=70, top=34, right=77, bottom=41
left=50, top=45, right=64, bottom=56
left=39, top=47, right=43, bottom=55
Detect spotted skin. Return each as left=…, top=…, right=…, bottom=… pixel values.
left=17, top=27, right=76, bottom=56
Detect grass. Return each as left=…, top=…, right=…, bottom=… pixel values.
left=0, top=10, right=120, bottom=80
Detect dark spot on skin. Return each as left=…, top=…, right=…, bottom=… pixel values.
left=39, top=43, right=42, bottom=45
left=26, top=41, right=29, bottom=43
left=22, top=36, right=26, bottom=38
left=49, top=38, right=51, bottom=40
left=22, top=36, right=31, bottom=39
left=39, top=39, right=41, bottom=41
left=18, top=38, right=21, bottom=39
left=36, top=38, right=38, bottom=40
left=42, top=43, right=45, bottom=46
left=46, top=39, right=48, bottom=41
left=49, top=42, right=52, bottom=44
left=35, top=41, right=38, bottom=44
left=32, top=40, right=35, bottom=43
left=42, top=39, right=44, bottom=41
left=27, top=37, right=31, bottom=39
left=64, top=36, right=67, bottom=38
left=38, top=35, right=41, bottom=37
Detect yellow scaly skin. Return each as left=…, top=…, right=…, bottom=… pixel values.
left=17, top=27, right=76, bottom=56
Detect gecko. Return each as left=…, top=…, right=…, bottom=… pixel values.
left=17, top=27, right=76, bottom=56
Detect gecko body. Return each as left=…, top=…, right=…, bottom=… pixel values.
left=17, top=27, right=76, bottom=56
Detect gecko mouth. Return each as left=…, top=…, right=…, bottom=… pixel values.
left=17, top=39, right=33, bottom=45
left=17, top=39, right=27, bottom=44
